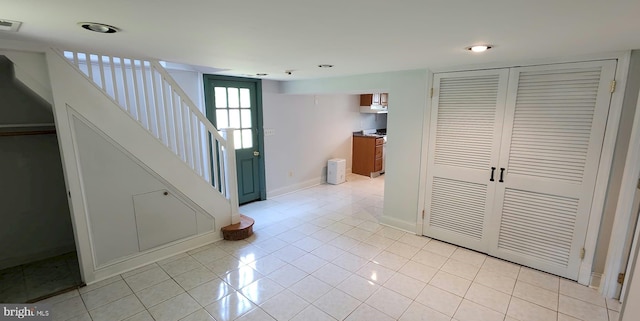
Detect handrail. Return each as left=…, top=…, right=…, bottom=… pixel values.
left=58, top=49, right=239, bottom=217
left=148, top=61, right=225, bottom=142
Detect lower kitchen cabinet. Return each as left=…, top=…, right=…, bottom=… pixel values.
left=352, top=136, right=384, bottom=177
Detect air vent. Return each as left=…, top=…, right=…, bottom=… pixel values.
left=0, top=19, right=22, bottom=32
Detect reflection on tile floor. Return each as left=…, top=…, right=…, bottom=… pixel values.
left=38, top=175, right=621, bottom=320
left=0, top=252, right=82, bottom=303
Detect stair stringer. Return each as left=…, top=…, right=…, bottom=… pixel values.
left=46, top=49, right=230, bottom=283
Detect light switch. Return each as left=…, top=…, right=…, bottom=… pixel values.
left=264, top=128, right=276, bottom=136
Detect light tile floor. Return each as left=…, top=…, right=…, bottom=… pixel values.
left=40, top=174, right=621, bottom=321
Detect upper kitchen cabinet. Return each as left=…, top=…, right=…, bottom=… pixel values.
left=360, top=93, right=388, bottom=107
left=380, top=93, right=388, bottom=106
left=360, top=93, right=388, bottom=113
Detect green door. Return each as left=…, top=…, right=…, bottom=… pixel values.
left=203, top=75, right=265, bottom=204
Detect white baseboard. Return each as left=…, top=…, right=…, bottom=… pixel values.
left=379, top=215, right=417, bottom=234
left=88, top=232, right=221, bottom=284
left=266, top=168, right=354, bottom=198
left=267, top=176, right=325, bottom=198
left=591, top=272, right=603, bottom=289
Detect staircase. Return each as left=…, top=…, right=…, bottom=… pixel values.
left=60, top=50, right=238, bottom=207
left=43, top=49, right=241, bottom=282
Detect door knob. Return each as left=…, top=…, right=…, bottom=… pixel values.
left=253, top=151, right=260, bottom=156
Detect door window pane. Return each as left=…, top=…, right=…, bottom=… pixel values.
left=216, top=110, right=229, bottom=129
left=228, top=87, right=239, bottom=108
left=242, top=129, right=253, bottom=149
left=229, top=109, right=240, bottom=129
left=240, top=88, right=251, bottom=108
left=214, top=87, right=227, bottom=108
left=234, top=129, right=242, bottom=150
left=241, top=110, right=252, bottom=129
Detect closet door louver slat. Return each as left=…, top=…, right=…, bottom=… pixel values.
left=498, top=189, right=578, bottom=267
left=430, top=177, right=487, bottom=239
left=506, top=68, right=601, bottom=183
left=434, top=75, right=501, bottom=170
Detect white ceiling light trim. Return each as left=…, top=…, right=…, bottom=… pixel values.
left=78, top=22, right=119, bottom=34
left=466, top=45, right=493, bottom=53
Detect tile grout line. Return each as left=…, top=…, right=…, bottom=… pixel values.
left=45, top=176, right=614, bottom=321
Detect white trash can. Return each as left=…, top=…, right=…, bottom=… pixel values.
left=327, top=158, right=346, bottom=185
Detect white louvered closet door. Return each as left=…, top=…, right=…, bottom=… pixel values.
left=423, top=70, right=509, bottom=252
left=489, top=61, right=617, bottom=279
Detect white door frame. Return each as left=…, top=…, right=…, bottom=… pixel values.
left=601, top=85, right=640, bottom=298
left=418, top=51, right=632, bottom=286
left=416, top=71, right=433, bottom=235
left=621, top=196, right=640, bottom=299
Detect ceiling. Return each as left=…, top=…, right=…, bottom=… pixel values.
left=1, top=0, right=639, bottom=80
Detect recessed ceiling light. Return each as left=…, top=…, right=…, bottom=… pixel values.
left=318, top=64, right=334, bottom=68
left=78, top=22, right=119, bottom=34
left=466, top=45, right=493, bottom=53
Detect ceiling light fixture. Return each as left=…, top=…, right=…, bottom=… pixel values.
left=466, top=45, right=493, bottom=53
left=318, top=64, right=334, bottom=68
left=256, top=73, right=268, bottom=76
left=78, top=22, right=119, bottom=34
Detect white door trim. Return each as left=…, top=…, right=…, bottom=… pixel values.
left=602, top=85, right=640, bottom=298
left=579, top=52, right=631, bottom=286
left=416, top=70, right=433, bottom=235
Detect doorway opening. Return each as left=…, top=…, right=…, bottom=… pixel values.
left=0, top=56, right=82, bottom=303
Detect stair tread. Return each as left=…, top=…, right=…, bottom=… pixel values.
left=221, top=214, right=255, bottom=231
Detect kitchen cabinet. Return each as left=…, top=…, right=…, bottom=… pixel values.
left=360, top=93, right=388, bottom=107
left=380, top=93, right=388, bottom=106
left=352, top=135, right=384, bottom=177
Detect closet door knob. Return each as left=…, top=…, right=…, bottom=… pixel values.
left=499, top=168, right=505, bottom=183
left=490, top=167, right=496, bottom=182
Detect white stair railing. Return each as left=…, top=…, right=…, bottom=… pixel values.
left=58, top=50, right=239, bottom=221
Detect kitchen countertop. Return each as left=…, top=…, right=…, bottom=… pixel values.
left=353, top=133, right=385, bottom=138
left=353, top=129, right=386, bottom=138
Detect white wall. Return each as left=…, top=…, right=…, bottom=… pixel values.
left=167, top=69, right=204, bottom=112
left=0, top=50, right=54, bottom=107
left=262, top=80, right=387, bottom=196
left=0, top=55, right=74, bottom=269
left=0, top=135, right=75, bottom=269
left=0, top=56, right=53, bottom=124
left=281, top=69, right=429, bottom=231
left=594, top=51, right=640, bottom=275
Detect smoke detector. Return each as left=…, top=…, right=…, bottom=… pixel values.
left=0, top=19, right=22, bottom=32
